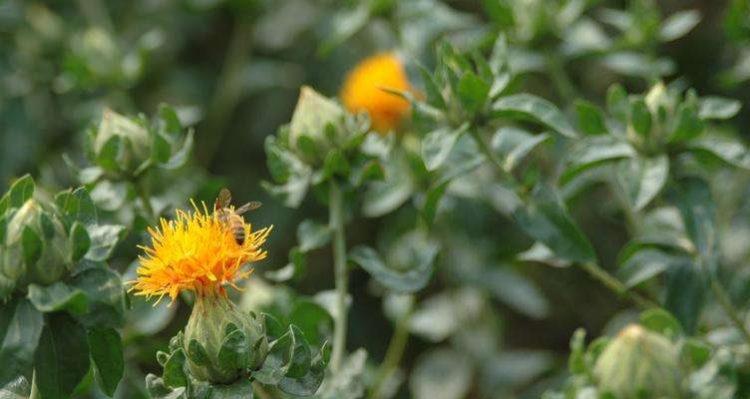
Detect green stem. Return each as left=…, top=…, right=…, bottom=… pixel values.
left=198, top=17, right=255, bottom=166
left=370, top=300, right=413, bottom=399
left=135, top=180, right=156, bottom=222
left=580, top=262, right=656, bottom=309
left=329, top=181, right=349, bottom=372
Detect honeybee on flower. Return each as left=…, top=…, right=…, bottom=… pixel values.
left=130, top=190, right=272, bottom=303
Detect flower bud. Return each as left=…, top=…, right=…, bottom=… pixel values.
left=288, top=86, right=346, bottom=158
left=3, top=200, right=70, bottom=286
left=183, top=294, right=268, bottom=384
left=92, top=109, right=152, bottom=176
left=593, top=324, right=682, bottom=398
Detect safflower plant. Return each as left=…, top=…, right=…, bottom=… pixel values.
left=7, top=1, right=750, bottom=399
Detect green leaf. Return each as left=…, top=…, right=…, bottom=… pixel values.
left=350, top=242, right=438, bottom=293
left=162, top=130, right=194, bottom=170
left=362, top=153, right=414, bottom=217
left=0, top=299, right=44, bottom=388
left=669, top=103, right=704, bottom=143
left=69, top=268, right=125, bottom=328
left=568, top=328, right=586, bottom=374
left=410, top=349, right=472, bottom=399
left=560, top=136, right=636, bottom=185
left=27, top=282, right=89, bottom=315
left=4, top=175, right=35, bottom=210
left=618, top=247, right=683, bottom=288
left=187, top=339, right=210, bottom=367
left=282, top=326, right=312, bottom=379
left=21, top=227, right=42, bottom=268
left=422, top=124, right=468, bottom=171
left=457, top=72, right=489, bottom=114
left=253, top=331, right=294, bottom=385
left=152, top=133, right=171, bottom=164
left=606, top=84, right=629, bottom=122
left=55, top=188, right=97, bottom=226
left=85, top=224, right=125, bottom=261
left=475, top=267, right=549, bottom=319
left=512, top=186, right=596, bottom=264
left=575, top=100, right=608, bottom=135
left=664, top=260, right=705, bottom=334
left=669, top=178, right=715, bottom=257
left=69, top=222, right=91, bottom=262
left=422, top=182, right=449, bottom=226
left=217, top=328, right=249, bottom=371
left=617, top=155, right=669, bottom=211
left=163, top=349, right=188, bottom=389
left=88, top=328, right=123, bottom=396
left=297, top=220, right=331, bottom=253
left=659, top=10, right=701, bottom=41
left=417, top=64, right=446, bottom=109
left=289, top=300, right=333, bottom=347
left=34, top=313, right=91, bottom=399
left=492, top=94, right=578, bottom=138
left=207, top=378, right=253, bottom=399
left=698, top=97, right=741, bottom=120
left=629, top=98, right=652, bottom=137
left=97, top=136, right=123, bottom=173
left=687, top=135, right=750, bottom=169
left=640, top=308, right=683, bottom=338
left=491, top=127, right=550, bottom=172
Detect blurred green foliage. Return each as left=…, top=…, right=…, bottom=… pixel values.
left=4, top=0, right=750, bottom=398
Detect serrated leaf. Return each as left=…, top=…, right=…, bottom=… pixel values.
left=492, top=94, right=577, bottom=138
left=163, top=349, right=188, bottom=389
left=217, top=329, right=248, bottom=371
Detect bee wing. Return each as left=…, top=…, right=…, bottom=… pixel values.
left=215, top=188, right=232, bottom=210
left=235, top=201, right=262, bottom=214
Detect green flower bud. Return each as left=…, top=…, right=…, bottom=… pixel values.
left=183, top=294, right=268, bottom=384
left=3, top=200, right=70, bottom=286
left=593, top=324, right=682, bottom=399
left=288, top=86, right=346, bottom=160
left=92, top=109, right=152, bottom=176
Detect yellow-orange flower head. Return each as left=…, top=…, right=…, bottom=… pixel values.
left=131, top=202, right=272, bottom=303
left=340, top=52, right=411, bottom=133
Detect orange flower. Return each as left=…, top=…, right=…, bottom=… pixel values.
left=131, top=202, right=272, bottom=303
left=340, top=52, right=411, bottom=133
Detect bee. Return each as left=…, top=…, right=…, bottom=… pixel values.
left=214, top=188, right=262, bottom=245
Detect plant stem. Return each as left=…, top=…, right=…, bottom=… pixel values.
left=198, top=17, right=255, bottom=166
left=329, top=181, right=349, bottom=372
left=580, top=262, right=656, bottom=309
left=370, top=300, right=413, bottom=399
left=703, top=263, right=750, bottom=345
left=471, top=129, right=655, bottom=309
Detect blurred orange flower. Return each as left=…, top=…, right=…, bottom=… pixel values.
left=340, top=52, right=411, bottom=133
